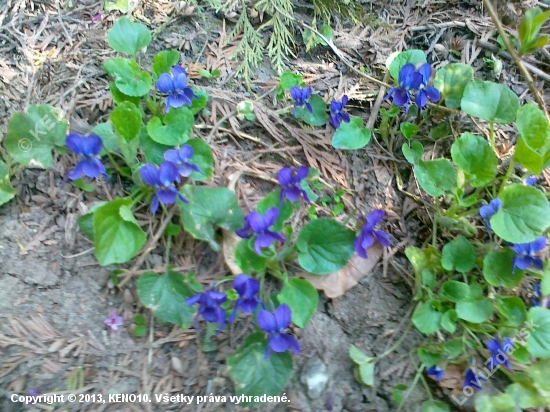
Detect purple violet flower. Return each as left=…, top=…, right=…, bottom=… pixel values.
left=278, top=166, right=310, bottom=205
left=479, top=198, right=501, bottom=231
left=525, top=176, right=538, bottom=186
left=532, top=283, right=550, bottom=308
left=229, top=274, right=265, bottom=322
left=415, top=63, right=441, bottom=110
left=290, top=86, right=313, bottom=114
left=103, top=311, right=124, bottom=331
left=163, top=145, right=201, bottom=182
left=384, top=63, right=423, bottom=112
left=463, top=368, right=487, bottom=391
left=257, top=304, right=301, bottom=359
left=140, top=162, right=188, bottom=214
left=329, top=95, right=351, bottom=129
left=426, top=366, right=444, bottom=381
left=354, top=209, right=391, bottom=259
left=66, top=133, right=107, bottom=180
left=185, top=288, right=227, bottom=334
left=512, top=236, right=547, bottom=273
left=156, top=65, right=198, bottom=113
left=235, top=208, right=285, bottom=256
left=487, top=338, right=513, bottom=370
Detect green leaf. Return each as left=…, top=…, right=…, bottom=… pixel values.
left=227, top=333, right=293, bottom=404
left=332, top=117, right=372, bottom=150
left=139, top=127, right=171, bottom=165
left=107, top=17, right=151, bottom=56
left=152, top=49, right=180, bottom=80
left=483, top=249, right=525, bottom=288
left=414, top=159, right=457, bottom=197
left=297, top=218, right=355, bottom=275
left=350, top=345, right=373, bottom=364
left=402, top=141, right=424, bottom=164
left=256, top=190, right=293, bottom=232
left=92, top=122, right=119, bottom=153
left=279, top=71, right=304, bottom=91
left=357, top=362, right=375, bottom=386
left=412, top=300, right=442, bottom=334
left=277, top=278, right=318, bottom=328
left=179, top=185, right=244, bottom=251
left=400, top=121, right=418, bottom=140
left=542, top=266, right=550, bottom=295
left=527, top=359, right=550, bottom=391
left=235, top=239, right=268, bottom=273
left=526, top=307, right=550, bottom=358
left=108, top=81, right=141, bottom=106
left=506, top=383, right=549, bottom=409
left=104, top=58, right=152, bottom=97
left=513, top=102, right=550, bottom=175
left=77, top=201, right=107, bottom=241
left=104, top=0, right=130, bottom=13
left=93, top=198, right=147, bottom=266
left=474, top=393, right=517, bottom=412
left=185, top=139, right=213, bottom=181
left=433, top=63, right=473, bottom=109
left=519, top=7, right=550, bottom=55
left=136, top=271, right=195, bottom=328
left=0, top=160, right=15, bottom=206
left=441, top=309, right=458, bottom=333
left=451, top=133, right=497, bottom=187
left=440, top=280, right=472, bottom=303
left=456, top=298, right=493, bottom=323
left=146, top=107, right=193, bottom=146
left=443, top=338, right=463, bottom=359
left=392, top=384, right=408, bottom=404
left=461, top=80, right=520, bottom=124
left=110, top=101, right=142, bottom=142
left=421, top=400, right=450, bottom=412
left=294, top=94, right=328, bottom=127
left=490, top=184, right=550, bottom=243
left=441, top=236, right=476, bottom=273
left=386, top=49, right=427, bottom=83
left=5, top=104, right=68, bottom=168
left=417, top=348, right=441, bottom=366
left=405, top=245, right=441, bottom=296
left=190, top=88, right=209, bottom=115
left=495, top=296, right=527, bottom=327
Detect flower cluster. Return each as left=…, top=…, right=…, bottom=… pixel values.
left=156, top=65, right=198, bottom=112
left=384, top=63, right=440, bottom=112
left=140, top=144, right=201, bottom=213
left=66, top=133, right=108, bottom=180
left=185, top=275, right=300, bottom=358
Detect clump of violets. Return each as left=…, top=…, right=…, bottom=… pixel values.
left=415, top=63, right=441, bottom=110
left=257, top=304, right=301, bottom=359
left=354, top=210, right=391, bottom=259
left=236, top=207, right=285, bottom=256
left=463, top=368, right=487, bottom=391
left=229, top=274, right=264, bottom=322
left=278, top=166, right=310, bottom=205
left=487, top=337, right=513, bottom=370
left=290, top=86, right=313, bottom=114
left=140, top=162, right=188, bottom=214
left=531, top=283, right=550, bottom=308
left=156, top=65, right=198, bottom=112
left=329, top=95, right=351, bottom=129
left=66, top=133, right=107, bottom=180
left=384, top=63, right=422, bottom=112
left=164, top=145, right=201, bottom=182
left=185, top=287, right=227, bottom=334
left=479, top=198, right=501, bottom=231
left=426, top=366, right=444, bottom=381
left=511, top=236, right=547, bottom=273
left=103, top=311, right=124, bottom=332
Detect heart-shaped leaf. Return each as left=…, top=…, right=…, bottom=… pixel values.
left=107, top=17, right=151, bottom=56
left=146, top=107, right=193, bottom=146
left=332, top=116, right=372, bottom=150
left=433, top=63, right=473, bottom=109
left=104, top=58, right=152, bottom=97
left=461, top=80, right=520, bottom=124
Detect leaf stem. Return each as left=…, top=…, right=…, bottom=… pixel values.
left=489, top=121, right=495, bottom=152
left=373, top=321, right=413, bottom=361
left=498, top=158, right=515, bottom=196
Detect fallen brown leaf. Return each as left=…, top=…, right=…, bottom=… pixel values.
left=300, top=243, right=383, bottom=298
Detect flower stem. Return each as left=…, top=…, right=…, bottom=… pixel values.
left=105, top=151, right=131, bottom=178
left=489, top=121, right=495, bottom=152
left=498, top=158, right=515, bottom=196
left=165, top=235, right=172, bottom=268
left=373, top=321, right=413, bottom=361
